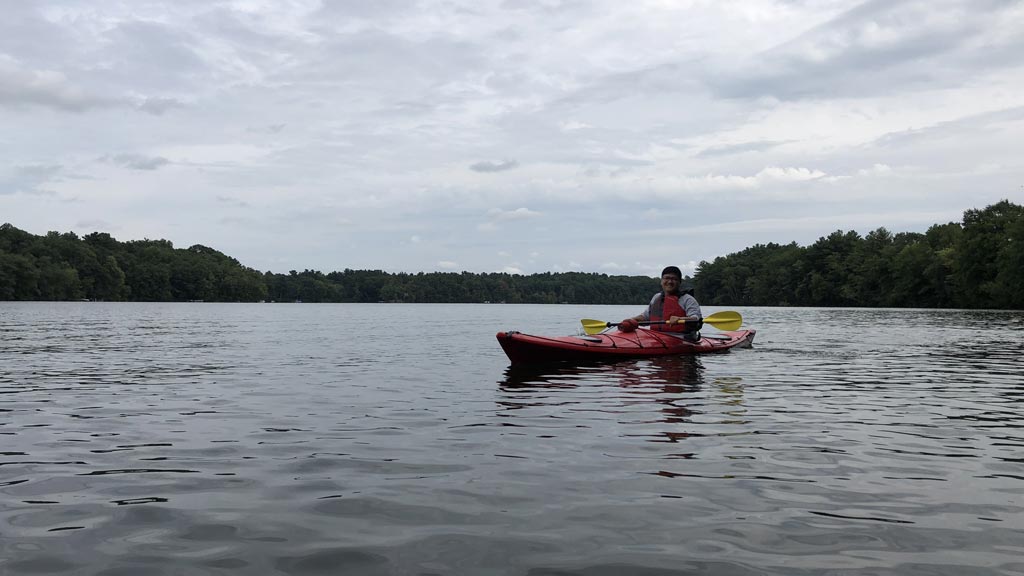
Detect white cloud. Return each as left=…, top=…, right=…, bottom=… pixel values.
left=756, top=166, right=827, bottom=181
left=487, top=207, right=542, bottom=221
left=438, top=260, right=458, bottom=269
left=476, top=207, right=543, bottom=233
left=857, top=163, right=892, bottom=176
left=559, top=120, right=590, bottom=131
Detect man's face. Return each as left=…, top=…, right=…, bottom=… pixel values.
left=661, top=274, right=680, bottom=291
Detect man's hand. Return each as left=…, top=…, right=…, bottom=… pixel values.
left=618, top=318, right=639, bottom=332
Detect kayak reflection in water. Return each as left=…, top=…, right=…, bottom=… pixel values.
left=498, top=355, right=705, bottom=391
left=496, top=357, right=709, bottom=443
left=618, top=265, right=703, bottom=343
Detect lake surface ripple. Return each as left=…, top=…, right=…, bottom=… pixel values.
left=1, top=303, right=1022, bottom=575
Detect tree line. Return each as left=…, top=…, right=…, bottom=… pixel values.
left=0, top=224, right=655, bottom=304
left=1, top=200, right=1021, bottom=308
left=694, top=200, right=1023, bottom=309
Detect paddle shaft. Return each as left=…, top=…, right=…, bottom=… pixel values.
left=611, top=320, right=695, bottom=329
left=581, top=311, right=742, bottom=334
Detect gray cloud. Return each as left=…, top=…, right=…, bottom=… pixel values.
left=137, top=96, right=187, bottom=115
left=696, top=140, right=792, bottom=158
left=109, top=154, right=171, bottom=171
left=873, top=106, right=1024, bottom=149
left=708, top=0, right=1023, bottom=101
left=0, top=4, right=81, bottom=66
left=75, top=219, right=118, bottom=231
left=97, top=20, right=209, bottom=92
left=471, top=160, right=520, bottom=173
left=314, top=0, right=416, bottom=20
left=247, top=124, right=287, bottom=134
left=0, top=56, right=114, bottom=112
left=216, top=195, right=250, bottom=208
left=2, top=1, right=1022, bottom=275
left=0, top=164, right=62, bottom=195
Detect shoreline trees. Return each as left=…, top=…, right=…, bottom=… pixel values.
left=694, top=200, right=1023, bottom=310
left=1, top=200, right=1021, bottom=309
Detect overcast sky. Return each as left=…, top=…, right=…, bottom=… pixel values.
left=2, top=0, right=1023, bottom=276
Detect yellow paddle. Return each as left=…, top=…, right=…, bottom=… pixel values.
left=581, top=310, right=743, bottom=335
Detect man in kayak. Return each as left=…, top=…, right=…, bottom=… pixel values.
left=618, top=266, right=703, bottom=342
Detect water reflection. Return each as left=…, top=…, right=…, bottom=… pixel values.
left=715, top=376, right=747, bottom=421
left=497, top=362, right=589, bottom=389
left=498, top=356, right=707, bottom=390
left=496, top=357, right=749, bottom=442
left=613, top=357, right=705, bottom=432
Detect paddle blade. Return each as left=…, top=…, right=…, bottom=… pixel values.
left=703, top=311, right=742, bottom=331
left=580, top=319, right=611, bottom=335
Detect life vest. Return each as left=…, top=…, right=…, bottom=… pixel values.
left=649, top=293, right=689, bottom=332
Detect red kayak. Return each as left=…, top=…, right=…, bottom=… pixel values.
left=496, top=328, right=756, bottom=365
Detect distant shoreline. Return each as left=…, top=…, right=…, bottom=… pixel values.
left=2, top=200, right=1022, bottom=309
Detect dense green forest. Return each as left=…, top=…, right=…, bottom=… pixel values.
left=695, top=200, right=1023, bottom=310
left=0, top=224, right=656, bottom=304
left=1, top=200, right=1022, bottom=308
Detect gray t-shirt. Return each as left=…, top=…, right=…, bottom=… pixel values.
left=638, top=292, right=702, bottom=321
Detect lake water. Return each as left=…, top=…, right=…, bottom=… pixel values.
left=1, top=302, right=1022, bottom=575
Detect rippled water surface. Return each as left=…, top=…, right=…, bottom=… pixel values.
left=1, top=302, right=1022, bottom=575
